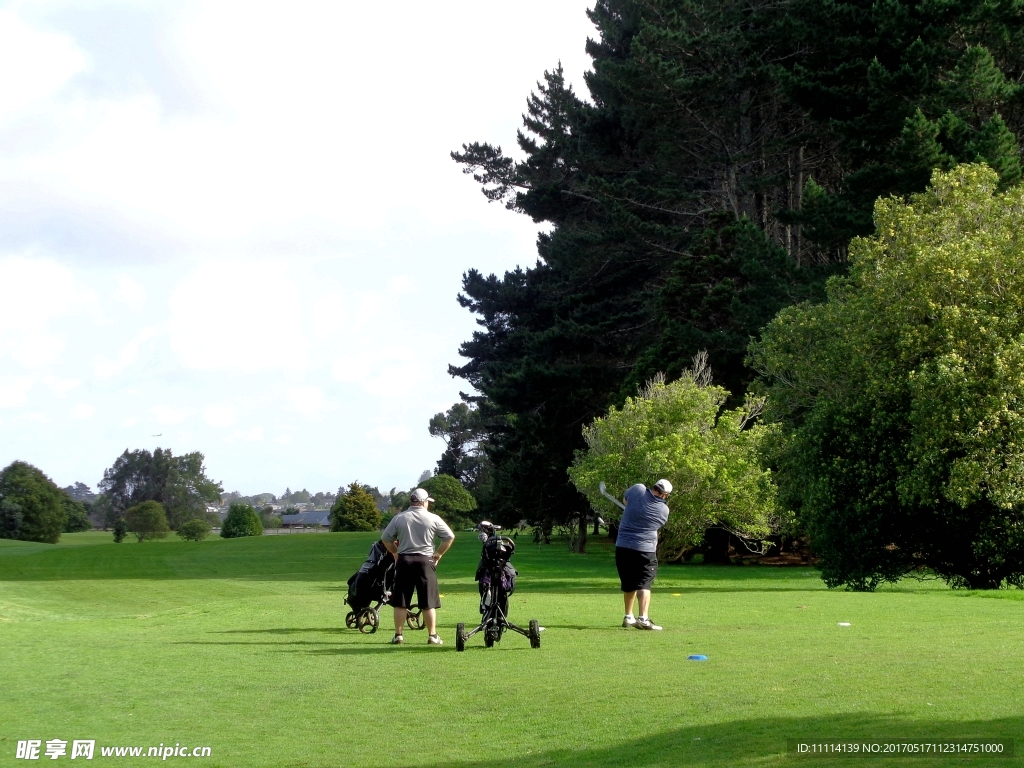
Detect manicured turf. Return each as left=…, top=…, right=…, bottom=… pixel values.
left=1, top=531, right=1022, bottom=767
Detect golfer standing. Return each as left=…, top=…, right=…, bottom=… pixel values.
left=381, top=488, right=454, bottom=645
left=615, top=479, right=672, bottom=630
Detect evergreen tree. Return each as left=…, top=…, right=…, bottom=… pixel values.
left=330, top=483, right=381, bottom=532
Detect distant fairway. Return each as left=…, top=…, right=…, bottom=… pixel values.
left=1, top=532, right=1022, bottom=767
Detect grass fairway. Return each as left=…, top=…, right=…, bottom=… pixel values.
left=1, top=532, right=1022, bottom=767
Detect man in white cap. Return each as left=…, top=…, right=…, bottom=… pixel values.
left=615, top=479, right=672, bottom=630
left=381, top=488, right=455, bottom=645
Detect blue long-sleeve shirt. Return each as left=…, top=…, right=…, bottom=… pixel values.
left=616, top=484, right=670, bottom=553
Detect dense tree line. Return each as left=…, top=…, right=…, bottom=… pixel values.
left=446, top=0, right=1024, bottom=544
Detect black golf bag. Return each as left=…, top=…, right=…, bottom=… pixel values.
left=456, top=522, right=540, bottom=651
left=344, top=541, right=422, bottom=634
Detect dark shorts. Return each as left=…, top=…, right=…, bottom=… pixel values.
left=615, top=546, right=658, bottom=592
left=394, top=554, right=441, bottom=609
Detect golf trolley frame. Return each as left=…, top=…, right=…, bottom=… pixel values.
left=456, top=522, right=541, bottom=652
left=344, top=558, right=424, bottom=635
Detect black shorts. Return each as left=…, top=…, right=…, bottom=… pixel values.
left=615, top=546, right=658, bottom=592
left=394, top=554, right=441, bottom=609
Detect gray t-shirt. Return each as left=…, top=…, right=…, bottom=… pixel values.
left=616, top=484, right=670, bottom=553
left=381, top=506, right=455, bottom=556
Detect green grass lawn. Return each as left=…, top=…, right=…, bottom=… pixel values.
left=1, top=531, right=1022, bottom=767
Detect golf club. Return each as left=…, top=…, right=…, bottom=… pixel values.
left=598, top=481, right=625, bottom=510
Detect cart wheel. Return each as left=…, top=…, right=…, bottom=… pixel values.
left=406, top=609, right=424, bottom=630
left=345, top=611, right=357, bottom=629
left=484, top=629, right=496, bottom=648
left=529, top=619, right=541, bottom=649
left=358, top=608, right=379, bottom=634
left=455, top=622, right=466, bottom=653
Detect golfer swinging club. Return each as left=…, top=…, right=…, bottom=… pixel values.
left=615, top=479, right=672, bottom=630
left=381, top=488, right=454, bottom=645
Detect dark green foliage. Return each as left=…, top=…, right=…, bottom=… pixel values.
left=418, top=474, right=478, bottom=529
left=429, top=403, right=493, bottom=509
left=176, top=518, right=212, bottom=542
left=330, top=483, right=381, bottom=532
left=448, top=0, right=1024, bottom=535
left=220, top=503, right=263, bottom=539
left=62, top=494, right=92, bottom=533
left=124, top=501, right=170, bottom=542
left=0, top=461, right=67, bottom=544
left=99, top=448, right=222, bottom=529
left=112, top=519, right=128, bottom=543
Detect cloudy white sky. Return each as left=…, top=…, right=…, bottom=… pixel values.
left=0, top=1, right=595, bottom=496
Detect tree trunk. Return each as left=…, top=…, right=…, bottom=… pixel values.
left=577, top=512, right=588, bottom=554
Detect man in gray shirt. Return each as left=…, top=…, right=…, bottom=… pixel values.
left=615, top=479, right=672, bottom=630
left=381, top=488, right=455, bottom=645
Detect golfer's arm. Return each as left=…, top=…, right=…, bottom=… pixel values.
left=381, top=537, right=398, bottom=556
left=434, top=537, right=454, bottom=559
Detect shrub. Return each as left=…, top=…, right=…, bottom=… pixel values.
left=113, top=519, right=128, bottom=543
left=63, top=495, right=92, bottom=533
left=330, top=483, right=381, bottom=531
left=418, top=474, right=478, bottom=529
left=752, top=165, right=1024, bottom=590
left=177, top=518, right=212, bottom=541
left=569, top=354, right=781, bottom=561
left=124, top=501, right=170, bottom=542
left=0, top=461, right=68, bottom=544
left=221, top=503, right=263, bottom=538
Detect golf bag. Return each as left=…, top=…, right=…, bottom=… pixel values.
left=456, top=522, right=540, bottom=652
left=344, top=541, right=422, bottom=634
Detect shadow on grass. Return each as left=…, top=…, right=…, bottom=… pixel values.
left=396, top=715, right=1021, bottom=768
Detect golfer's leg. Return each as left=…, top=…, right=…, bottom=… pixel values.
left=423, top=608, right=437, bottom=635
left=393, top=607, right=407, bottom=635
left=637, top=589, right=651, bottom=617
left=623, top=590, right=637, bottom=615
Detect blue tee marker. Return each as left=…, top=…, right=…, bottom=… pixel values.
left=687, top=654, right=708, bottom=661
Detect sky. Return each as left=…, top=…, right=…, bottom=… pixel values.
left=0, top=0, right=596, bottom=496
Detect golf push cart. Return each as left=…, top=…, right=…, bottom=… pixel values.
left=456, top=521, right=541, bottom=651
left=344, top=540, right=423, bottom=634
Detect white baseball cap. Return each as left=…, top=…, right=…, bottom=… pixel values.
left=411, top=488, right=435, bottom=503
left=653, top=479, right=673, bottom=494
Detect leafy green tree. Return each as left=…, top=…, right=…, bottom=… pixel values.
left=177, top=518, right=212, bottom=542
left=124, top=501, right=170, bottom=542
left=751, top=165, right=1024, bottom=590
left=220, top=503, right=263, bottom=538
left=570, top=355, right=780, bottom=561
left=418, top=474, right=478, bottom=529
left=99, top=448, right=222, bottom=529
left=0, top=461, right=68, bottom=544
left=62, top=494, right=92, bottom=533
left=330, top=483, right=381, bottom=532
left=112, top=519, right=127, bottom=543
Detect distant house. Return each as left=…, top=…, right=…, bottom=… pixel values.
left=281, top=511, right=331, bottom=528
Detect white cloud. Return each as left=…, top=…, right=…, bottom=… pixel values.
left=368, top=425, right=412, bottom=445
left=115, top=275, right=146, bottom=308
left=0, top=376, right=32, bottom=408
left=151, top=404, right=192, bottom=425
left=92, top=326, right=160, bottom=379
left=168, top=260, right=308, bottom=372
left=43, top=375, right=81, bottom=396
left=203, top=403, right=238, bottom=428
left=0, top=256, right=95, bottom=368
left=0, top=10, right=86, bottom=122
left=70, top=402, right=95, bottom=420
left=286, top=386, right=333, bottom=417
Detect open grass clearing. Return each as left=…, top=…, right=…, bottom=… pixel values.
left=0, top=531, right=1021, bottom=766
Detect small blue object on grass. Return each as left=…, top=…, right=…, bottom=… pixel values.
left=687, top=654, right=708, bottom=661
